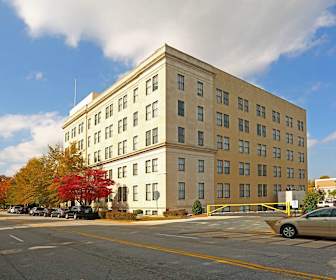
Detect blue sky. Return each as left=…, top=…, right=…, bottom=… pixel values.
left=0, top=0, right=335, bottom=178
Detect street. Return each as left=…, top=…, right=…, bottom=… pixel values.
left=0, top=214, right=335, bottom=280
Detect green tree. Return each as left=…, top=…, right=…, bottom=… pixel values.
left=319, top=175, right=330, bottom=179
left=192, top=200, right=203, bottom=215
left=302, top=192, right=322, bottom=213
left=329, top=189, right=336, bottom=199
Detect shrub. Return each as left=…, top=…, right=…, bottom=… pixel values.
left=303, top=192, right=321, bottom=213
left=192, top=200, right=203, bottom=215
left=98, top=210, right=107, bottom=219
left=105, top=211, right=137, bottom=220
left=163, top=209, right=187, bottom=217
left=133, top=209, right=143, bottom=215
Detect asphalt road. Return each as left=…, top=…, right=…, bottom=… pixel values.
left=0, top=214, right=335, bottom=280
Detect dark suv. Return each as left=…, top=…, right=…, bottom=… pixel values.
left=29, top=207, right=45, bottom=216
left=64, top=206, right=98, bottom=220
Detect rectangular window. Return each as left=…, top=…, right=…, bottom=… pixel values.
left=258, top=184, right=268, bottom=197
left=197, top=106, right=204, bottom=121
left=146, top=184, right=151, bottom=201
left=257, top=144, right=267, bottom=157
left=223, top=114, right=230, bottom=128
left=146, top=130, right=151, bottom=146
left=133, top=88, right=138, bottom=103
left=152, top=101, right=158, bottom=118
left=257, top=124, right=266, bottom=137
left=118, top=98, right=122, bottom=112
left=216, top=112, right=222, bottom=126
left=152, top=183, right=158, bottom=200
left=223, top=136, right=230, bottom=150
left=177, top=74, right=184, bottom=91
left=224, top=160, right=230, bottom=174
left=256, top=104, right=266, bottom=118
left=217, top=160, right=223, bottom=174
left=217, top=183, right=230, bottom=198
left=146, top=79, right=151, bottom=95
left=118, top=120, right=122, bottom=134
left=152, top=128, right=158, bottom=144
left=152, top=74, right=158, bottom=91
left=145, top=160, right=151, bottom=173
left=198, top=183, right=204, bottom=199
left=178, top=182, right=185, bottom=200
left=197, top=130, right=204, bottom=146
left=133, top=136, right=138, bottom=151
left=198, top=160, right=204, bottom=173
left=133, top=163, right=138, bottom=176
left=152, top=158, right=158, bottom=172
left=239, top=184, right=250, bottom=198
left=178, top=127, right=185, bottom=143
left=123, top=95, right=127, bottom=109
left=257, top=164, right=267, bottom=176
left=133, top=185, right=138, bottom=201
left=133, top=112, right=138, bottom=126
left=197, top=81, right=203, bottom=96
left=122, top=117, right=127, bottom=132
left=178, top=100, right=185, bottom=116
left=272, top=111, right=280, bottom=123
left=272, top=129, right=280, bottom=141
left=178, top=158, right=185, bottom=171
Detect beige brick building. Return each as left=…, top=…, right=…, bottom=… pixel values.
left=63, top=44, right=307, bottom=215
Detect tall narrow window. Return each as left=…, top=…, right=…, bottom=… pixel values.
left=177, top=74, right=184, bottom=91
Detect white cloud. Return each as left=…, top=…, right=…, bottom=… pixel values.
left=322, top=131, right=336, bottom=144
left=308, top=130, right=336, bottom=149
left=0, top=112, right=64, bottom=176
left=8, top=0, right=336, bottom=78
left=26, top=71, right=44, bottom=81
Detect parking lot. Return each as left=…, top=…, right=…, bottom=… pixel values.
left=0, top=212, right=335, bottom=280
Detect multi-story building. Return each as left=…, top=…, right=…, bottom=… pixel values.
left=63, top=44, right=307, bottom=215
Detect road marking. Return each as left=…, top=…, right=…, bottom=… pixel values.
left=9, top=234, right=24, bottom=243
left=28, top=246, right=57, bottom=250
left=67, top=229, right=336, bottom=280
left=156, top=233, right=199, bottom=240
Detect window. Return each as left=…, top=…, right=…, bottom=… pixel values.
left=87, top=136, right=91, bottom=147
left=152, top=128, right=158, bottom=144
left=152, top=183, right=158, bottom=200
left=133, top=88, right=138, bottom=103
left=238, top=140, right=250, bottom=154
left=286, top=115, right=293, bottom=127
left=133, top=164, right=138, bottom=176
left=177, top=74, right=184, bottom=91
left=258, top=184, right=267, bottom=197
left=178, top=182, right=185, bottom=200
left=216, top=89, right=229, bottom=105
left=256, top=104, right=266, bottom=118
left=223, top=114, right=230, bottom=128
left=122, top=140, right=127, bottom=154
left=178, top=127, right=185, bottom=143
left=133, top=136, right=138, bottom=151
left=238, top=119, right=249, bottom=133
left=146, top=184, right=151, bottom=200
left=146, top=130, right=151, bottom=146
left=257, top=144, right=267, bottom=157
left=105, top=104, right=113, bottom=119
left=239, top=162, right=250, bottom=176
left=272, top=129, right=280, bottom=141
left=223, top=136, right=230, bottom=150
left=272, top=111, right=280, bottom=123
left=118, top=142, right=122, bottom=155
left=152, top=101, right=158, bottom=118
left=287, top=150, right=294, bottom=161
left=118, top=98, right=122, bottom=112
left=152, top=158, right=158, bottom=172
left=178, top=158, right=185, bottom=171
left=286, top=133, right=293, bottom=144
left=272, top=147, right=281, bottom=159
left=152, top=74, right=158, bottom=91
left=239, top=184, right=250, bottom=198
left=145, top=160, right=151, bottom=173
left=238, top=97, right=249, bottom=112
left=109, top=125, right=113, bottom=138
left=257, top=124, right=266, bottom=137
left=178, top=100, right=185, bottom=116
left=197, top=131, right=204, bottom=146
left=122, top=117, right=127, bottom=132
left=123, top=95, right=127, bottom=109
left=118, top=167, right=122, bottom=178
left=217, top=183, right=230, bottom=198
left=198, top=160, right=204, bottom=173
left=133, top=185, right=138, bottom=201
left=197, top=81, right=203, bottom=96
left=298, top=152, right=305, bottom=163
left=257, top=164, right=267, bottom=176
left=146, top=104, right=151, bottom=120
left=146, top=79, right=151, bottom=95
left=273, top=166, right=281, bottom=177
left=108, top=169, right=112, bottom=179
left=297, top=120, right=304, bottom=131
left=198, top=183, right=204, bottom=199
left=118, top=120, right=122, bottom=134
left=298, top=169, right=305, bottom=179
left=216, top=112, right=223, bottom=126
left=224, top=160, right=230, bottom=174
left=133, top=112, right=138, bottom=126
left=298, top=136, right=305, bottom=147
left=286, top=168, right=294, bottom=178
left=217, top=160, right=223, bottom=174
left=88, top=118, right=91, bottom=129
left=197, top=106, right=204, bottom=121
left=273, top=184, right=282, bottom=195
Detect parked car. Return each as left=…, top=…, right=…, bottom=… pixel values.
left=42, top=208, right=57, bottom=217
left=7, top=207, right=12, bottom=213
left=268, top=207, right=336, bottom=239
left=64, top=206, right=98, bottom=220
left=29, top=207, right=45, bottom=216
left=50, top=208, right=67, bottom=218
left=11, top=205, right=23, bottom=214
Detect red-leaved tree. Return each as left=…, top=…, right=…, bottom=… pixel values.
left=54, top=169, right=114, bottom=205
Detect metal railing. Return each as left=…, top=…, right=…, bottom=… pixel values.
left=207, top=202, right=291, bottom=216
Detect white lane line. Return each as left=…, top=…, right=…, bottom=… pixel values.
left=156, top=233, right=199, bottom=240
left=9, top=234, right=24, bottom=243
left=28, top=246, right=57, bottom=250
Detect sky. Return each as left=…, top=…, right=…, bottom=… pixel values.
left=0, top=0, right=335, bottom=178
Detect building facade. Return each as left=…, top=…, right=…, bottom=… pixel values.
left=63, top=44, right=308, bottom=215
left=315, top=178, right=336, bottom=202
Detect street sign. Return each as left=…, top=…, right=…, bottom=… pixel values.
left=291, top=200, right=299, bottom=209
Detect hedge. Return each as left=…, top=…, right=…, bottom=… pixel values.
left=163, top=209, right=187, bottom=217
left=105, top=211, right=137, bottom=220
